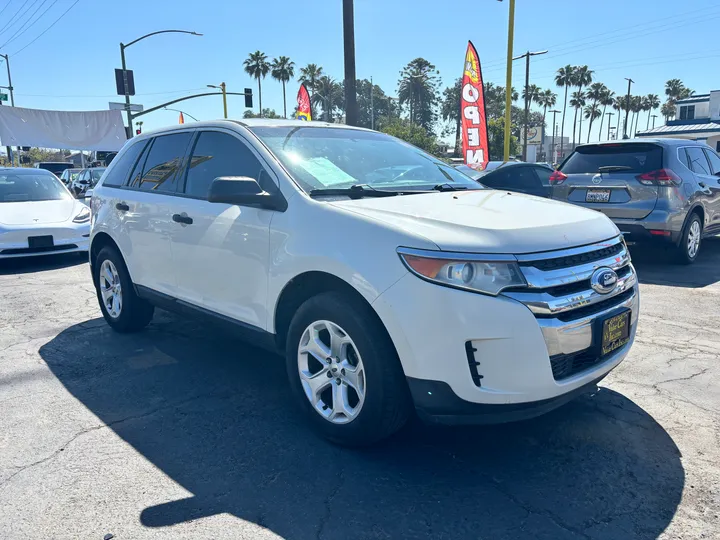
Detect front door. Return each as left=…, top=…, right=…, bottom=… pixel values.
left=685, top=146, right=720, bottom=232
left=169, top=129, right=275, bottom=330
left=702, top=148, right=720, bottom=233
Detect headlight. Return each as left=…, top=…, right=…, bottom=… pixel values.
left=72, top=206, right=91, bottom=223
left=398, top=248, right=526, bottom=295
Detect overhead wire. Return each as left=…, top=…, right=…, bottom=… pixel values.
left=0, top=0, right=34, bottom=36
left=0, top=0, right=58, bottom=50
left=10, top=0, right=80, bottom=56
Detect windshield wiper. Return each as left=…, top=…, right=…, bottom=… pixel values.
left=309, top=184, right=401, bottom=199
left=432, top=183, right=469, bottom=192
left=597, top=165, right=633, bottom=172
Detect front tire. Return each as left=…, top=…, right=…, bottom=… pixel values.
left=675, top=213, right=702, bottom=265
left=285, top=291, right=411, bottom=446
left=94, top=246, right=154, bottom=332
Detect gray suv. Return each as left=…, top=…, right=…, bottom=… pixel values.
left=550, top=139, right=720, bottom=263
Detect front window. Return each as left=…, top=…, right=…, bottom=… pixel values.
left=248, top=126, right=481, bottom=193
left=0, top=172, right=71, bottom=203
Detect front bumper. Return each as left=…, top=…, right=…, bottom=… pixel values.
left=372, top=236, right=638, bottom=423
left=0, top=223, right=90, bottom=259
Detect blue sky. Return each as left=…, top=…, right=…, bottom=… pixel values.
left=1, top=0, right=719, bottom=140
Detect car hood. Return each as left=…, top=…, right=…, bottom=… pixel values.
left=330, top=190, right=619, bottom=254
left=0, top=199, right=78, bottom=226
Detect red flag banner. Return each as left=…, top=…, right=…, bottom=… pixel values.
left=296, top=84, right=312, bottom=121
left=461, top=41, right=489, bottom=169
left=178, top=112, right=185, bottom=124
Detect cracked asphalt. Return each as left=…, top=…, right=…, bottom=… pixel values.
left=1, top=241, right=719, bottom=540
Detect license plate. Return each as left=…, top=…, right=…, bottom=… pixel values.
left=601, top=311, right=631, bottom=356
left=28, top=235, right=54, bottom=249
left=586, top=189, right=611, bottom=203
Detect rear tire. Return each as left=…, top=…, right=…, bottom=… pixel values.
left=675, top=213, right=702, bottom=265
left=285, top=291, right=411, bottom=446
left=94, top=246, right=154, bottom=332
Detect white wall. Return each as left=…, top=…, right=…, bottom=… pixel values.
left=675, top=99, right=710, bottom=119
left=709, top=91, right=720, bottom=120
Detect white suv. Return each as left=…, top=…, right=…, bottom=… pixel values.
left=90, top=120, right=639, bottom=445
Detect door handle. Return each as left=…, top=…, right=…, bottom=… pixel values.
left=115, top=202, right=129, bottom=212
left=699, top=182, right=707, bottom=188
left=172, top=213, right=193, bottom=225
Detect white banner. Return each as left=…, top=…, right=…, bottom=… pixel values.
left=0, top=106, right=127, bottom=151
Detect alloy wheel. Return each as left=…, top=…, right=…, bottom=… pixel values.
left=99, top=259, right=122, bottom=318
left=297, top=320, right=366, bottom=424
left=687, top=220, right=701, bottom=259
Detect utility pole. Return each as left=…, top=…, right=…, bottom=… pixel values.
left=514, top=49, right=548, bottom=161
left=550, top=109, right=561, bottom=163
left=0, top=53, right=14, bottom=166
left=370, top=76, right=374, bottom=130
left=342, top=0, right=358, bottom=126
left=623, top=77, right=634, bottom=139
left=207, top=83, right=228, bottom=118
left=606, top=112, right=614, bottom=140
left=651, top=114, right=658, bottom=128
left=502, top=0, right=516, bottom=161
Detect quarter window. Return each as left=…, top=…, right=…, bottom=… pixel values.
left=128, top=133, right=192, bottom=192
left=685, top=147, right=711, bottom=175
left=704, top=149, right=720, bottom=175
left=184, top=131, right=272, bottom=199
left=103, top=141, right=147, bottom=187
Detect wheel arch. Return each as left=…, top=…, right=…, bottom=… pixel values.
left=90, top=232, right=124, bottom=285
left=680, top=203, right=705, bottom=242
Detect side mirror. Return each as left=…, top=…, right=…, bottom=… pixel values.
left=207, top=176, right=287, bottom=211
left=84, top=189, right=93, bottom=199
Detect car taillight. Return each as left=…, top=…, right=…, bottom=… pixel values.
left=636, top=169, right=682, bottom=186
left=549, top=171, right=568, bottom=185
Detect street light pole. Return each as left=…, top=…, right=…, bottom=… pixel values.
left=207, top=83, right=228, bottom=118
left=0, top=53, right=14, bottom=165
left=550, top=109, right=561, bottom=163
left=164, top=107, right=199, bottom=121
left=342, top=0, right=358, bottom=126
left=623, top=77, right=634, bottom=139
left=651, top=114, right=658, bottom=128
left=514, top=49, right=548, bottom=161
left=502, top=0, right=516, bottom=162
left=120, top=30, right=202, bottom=137
left=606, top=112, right=614, bottom=140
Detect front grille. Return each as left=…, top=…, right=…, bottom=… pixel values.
left=520, top=241, right=624, bottom=271
left=550, top=350, right=605, bottom=380
left=1, top=244, right=77, bottom=255
left=537, top=288, right=635, bottom=321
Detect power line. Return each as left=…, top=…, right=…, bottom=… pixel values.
left=0, top=0, right=33, bottom=36
left=16, top=87, right=209, bottom=98
left=11, top=0, right=80, bottom=56
left=0, top=0, right=57, bottom=50
left=0, top=0, right=17, bottom=20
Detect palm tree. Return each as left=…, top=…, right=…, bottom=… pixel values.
left=661, top=100, right=676, bottom=122
left=630, top=96, right=643, bottom=136
left=665, top=79, right=685, bottom=101
left=398, top=58, right=440, bottom=130
left=270, top=56, right=295, bottom=118
left=612, top=96, right=623, bottom=137
left=521, top=84, right=542, bottom=105
left=243, top=51, right=270, bottom=116
left=299, top=63, right=323, bottom=117
left=585, top=82, right=606, bottom=141
left=312, top=76, right=342, bottom=122
left=555, top=65, right=574, bottom=155
left=569, top=90, right=585, bottom=146
left=644, top=94, right=660, bottom=130
left=538, top=89, right=557, bottom=132
left=584, top=104, right=602, bottom=142
left=598, top=88, right=615, bottom=141
left=574, top=66, right=594, bottom=146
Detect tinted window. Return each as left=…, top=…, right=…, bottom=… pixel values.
left=103, top=141, right=147, bottom=187
left=703, top=149, right=720, bottom=175
left=0, top=172, right=70, bottom=202
left=686, top=147, right=711, bottom=175
left=185, top=131, right=272, bottom=198
left=481, top=166, right=539, bottom=191
left=534, top=167, right=552, bottom=185
left=128, top=133, right=191, bottom=192
left=560, top=144, right=662, bottom=174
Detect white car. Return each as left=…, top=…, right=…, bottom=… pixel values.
left=89, top=120, right=639, bottom=446
left=0, top=167, right=91, bottom=258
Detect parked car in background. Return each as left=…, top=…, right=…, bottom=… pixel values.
left=0, top=167, right=90, bottom=258
left=59, top=168, right=82, bottom=186
left=89, top=120, right=638, bottom=446
left=33, top=162, right=74, bottom=178
left=550, top=139, right=720, bottom=263
left=457, top=162, right=554, bottom=198
left=70, top=167, right=106, bottom=198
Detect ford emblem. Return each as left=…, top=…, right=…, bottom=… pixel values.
left=590, top=267, right=618, bottom=294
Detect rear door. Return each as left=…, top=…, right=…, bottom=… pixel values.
left=480, top=165, right=548, bottom=197
left=553, top=143, right=662, bottom=219
left=686, top=146, right=720, bottom=232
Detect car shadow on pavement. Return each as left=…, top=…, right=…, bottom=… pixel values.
left=39, top=314, right=684, bottom=540
left=0, top=252, right=87, bottom=275
left=631, top=236, right=720, bottom=288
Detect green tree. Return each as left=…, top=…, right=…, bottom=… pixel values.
left=312, top=76, right=343, bottom=122
left=644, top=94, right=660, bottom=130
left=661, top=100, right=675, bottom=122
left=584, top=103, right=602, bottom=142
left=398, top=57, right=440, bottom=132
left=569, top=90, right=585, bottom=146
left=537, top=89, right=557, bottom=131
left=630, top=95, right=643, bottom=136
left=298, top=63, right=323, bottom=118
left=555, top=65, right=574, bottom=155
left=487, top=116, right=520, bottom=160
left=483, top=82, right=518, bottom=120
left=380, top=118, right=440, bottom=155
left=243, top=51, right=270, bottom=116
left=353, top=78, right=390, bottom=129
left=584, top=82, right=606, bottom=142
left=598, top=87, right=615, bottom=141
left=270, top=56, right=295, bottom=118
left=243, top=108, right=281, bottom=119
left=574, top=66, right=593, bottom=145
left=440, top=77, right=462, bottom=155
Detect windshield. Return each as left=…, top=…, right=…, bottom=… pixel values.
left=248, top=126, right=481, bottom=193
left=90, top=168, right=106, bottom=184
left=0, top=172, right=71, bottom=203
left=560, top=144, right=663, bottom=174
left=39, top=163, right=73, bottom=175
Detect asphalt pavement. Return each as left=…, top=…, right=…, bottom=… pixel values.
left=0, top=241, right=718, bottom=539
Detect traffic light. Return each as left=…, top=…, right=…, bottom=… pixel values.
left=244, top=88, right=253, bottom=108
left=135, top=128, right=142, bottom=135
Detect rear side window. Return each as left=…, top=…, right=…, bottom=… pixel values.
left=184, top=131, right=272, bottom=199
left=103, top=141, right=147, bottom=187
left=534, top=167, right=552, bottom=185
left=685, top=147, right=711, bottom=175
left=128, top=133, right=192, bottom=192
left=702, top=149, right=720, bottom=175
left=482, top=166, right=539, bottom=190
left=560, top=144, right=662, bottom=174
